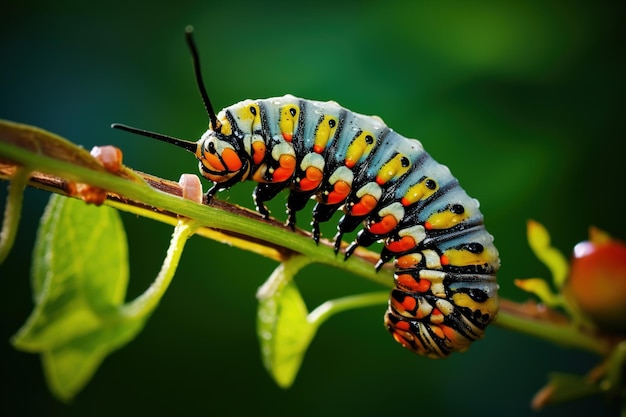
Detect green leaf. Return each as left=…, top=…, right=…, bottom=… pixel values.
left=14, top=195, right=129, bottom=350
left=513, top=278, right=563, bottom=308
left=41, top=318, right=145, bottom=401
left=11, top=194, right=141, bottom=401
left=256, top=257, right=392, bottom=389
left=11, top=194, right=200, bottom=400
left=257, top=258, right=315, bottom=388
left=526, top=220, right=569, bottom=288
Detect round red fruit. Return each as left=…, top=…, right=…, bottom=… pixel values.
left=565, top=228, right=626, bottom=334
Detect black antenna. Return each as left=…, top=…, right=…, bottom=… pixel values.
left=111, top=123, right=198, bottom=153
left=111, top=26, right=221, bottom=153
left=185, top=26, right=220, bottom=131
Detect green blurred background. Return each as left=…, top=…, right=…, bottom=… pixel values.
left=1, top=1, right=624, bottom=416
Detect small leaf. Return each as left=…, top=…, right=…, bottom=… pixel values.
left=12, top=195, right=199, bottom=400
left=514, top=278, right=562, bottom=307
left=527, top=220, right=569, bottom=288
left=257, top=259, right=315, bottom=388
left=14, top=194, right=129, bottom=351
left=11, top=194, right=143, bottom=400
left=531, top=372, right=604, bottom=410
left=41, top=318, right=145, bottom=401
left=257, top=259, right=389, bottom=389
left=588, top=226, right=612, bottom=245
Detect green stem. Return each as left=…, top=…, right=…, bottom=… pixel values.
left=256, top=255, right=313, bottom=300
left=606, top=341, right=626, bottom=397
left=495, top=303, right=611, bottom=356
left=0, top=167, right=30, bottom=263
left=120, top=219, right=201, bottom=320
left=308, top=291, right=389, bottom=327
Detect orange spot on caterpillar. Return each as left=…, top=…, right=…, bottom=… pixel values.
left=280, top=154, right=296, bottom=169
left=350, top=194, right=378, bottom=216
left=205, top=153, right=225, bottom=171
left=252, top=142, right=266, bottom=165
left=392, top=332, right=408, bottom=347
left=386, top=236, right=416, bottom=253
left=327, top=181, right=351, bottom=204
left=272, top=155, right=296, bottom=182
left=367, top=214, right=398, bottom=235
left=441, top=325, right=456, bottom=340
left=401, top=295, right=417, bottom=311
left=221, top=148, right=243, bottom=171
left=395, top=254, right=421, bottom=269
left=299, top=167, right=323, bottom=191
left=273, top=167, right=292, bottom=182
left=395, top=320, right=410, bottom=331
left=430, top=325, right=445, bottom=339
left=396, top=274, right=431, bottom=293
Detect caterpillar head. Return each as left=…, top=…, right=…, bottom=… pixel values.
left=195, top=131, right=250, bottom=183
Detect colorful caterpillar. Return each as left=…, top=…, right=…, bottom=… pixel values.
left=113, top=27, right=500, bottom=358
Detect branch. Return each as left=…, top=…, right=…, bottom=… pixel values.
left=0, top=119, right=620, bottom=359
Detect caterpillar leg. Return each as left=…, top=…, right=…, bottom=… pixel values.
left=253, top=183, right=288, bottom=219
left=344, top=228, right=381, bottom=260
left=333, top=214, right=368, bottom=254
left=311, top=202, right=341, bottom=244
left=204, top=183, right=221, bottom=203
left=286, top=190, right=315, bottom=231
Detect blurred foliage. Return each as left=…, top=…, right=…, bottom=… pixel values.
left=1, top=0, right=624, bottom=416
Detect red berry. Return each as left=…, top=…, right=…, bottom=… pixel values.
left=565, top=228, right=626, bottom=334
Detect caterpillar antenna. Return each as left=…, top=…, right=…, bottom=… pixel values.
left=185, top=26, right=220, bottom=131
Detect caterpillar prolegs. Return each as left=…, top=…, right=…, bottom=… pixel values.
left=113, top=27, right=499, bottom=358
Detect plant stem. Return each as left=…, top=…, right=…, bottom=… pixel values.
left=256, top=255, right=313, bottom=300
left=496, top=300, right=612, bottom=356
left=120, top=218, right=201, bottom=320
left=0, top=167, right=30, bottom=263
left=308, top=291, right=390, bottom=326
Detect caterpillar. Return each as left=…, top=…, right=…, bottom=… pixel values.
left=112, top=27, right=500, bottom=358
